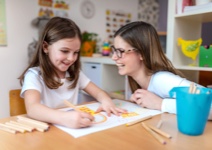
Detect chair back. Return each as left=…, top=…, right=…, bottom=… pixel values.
left=9, top=89, right=26, bottom=116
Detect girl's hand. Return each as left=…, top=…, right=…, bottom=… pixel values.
left=130, top=89, right=162, bottom=110
left=61, top=111, right=94, bottom=128
left=95, top=101, right=127, bottom=116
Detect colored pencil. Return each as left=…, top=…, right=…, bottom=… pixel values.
left=0, top=125, right=17, bottom=134
left=126, top=115, right=152, bottom=127
left=141, top=122, right=166, bottom=145
left=147, top=124, right=172, bottom=139
left=64, top=100, right=81, bottom=112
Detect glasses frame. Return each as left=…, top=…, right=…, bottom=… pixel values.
left=110, top=45, right=137, bottom=58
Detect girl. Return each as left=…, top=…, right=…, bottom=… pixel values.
left=19, top=17, right=125, bottom=129
left=111, top=21, right=199, bottom=114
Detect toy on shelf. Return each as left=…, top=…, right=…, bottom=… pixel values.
left=102, top=40, right=111, bottom=56
left=199, top=45, right=212, bottom=67
left=178, top=37, right=202, bottom=66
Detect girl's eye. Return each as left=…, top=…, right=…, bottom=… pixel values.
left=61, top=50, right=69, bottom=53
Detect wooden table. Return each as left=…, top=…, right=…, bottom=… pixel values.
left=0, top=113, right=212, bottom=150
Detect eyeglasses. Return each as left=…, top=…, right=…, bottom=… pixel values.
left=110, top=45, right=137, bottom=58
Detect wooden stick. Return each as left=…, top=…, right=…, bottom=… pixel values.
left=0, top=126, right=17, bottom=134
left=156, top=120, right=163, bottom=129
left=189, top=83, right=197, bottom=94
left=141, top=122, right=166, bottom=145
left=147, top=124, right=172, bottom=139
left=196, top=89, right=200, bottom=94
left=0, top=123, right=25, bottom=133
left=17, top=120, right=46, bottom=132
left=126, top=115, right=152, bottom=127
left=9, top=121, right=33, bottom=132
left=10, top=121, right=34, bottom=130
left=189, top=83, right=194, bottom=93
left=192, top=85, right=196, bottom=94
left=17, top=116, right=49, bottom=129
left=64, top=100, right=81, bottom=112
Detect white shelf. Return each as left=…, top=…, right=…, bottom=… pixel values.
left=167, top=0, right=212, bottom=82
left=175, top=11, right=212, bottom=22
left=81, top=56, right=115, bottom=65
left=175, top=65, right=212, bottom=71
left=80, top=56, right=127, bottom=99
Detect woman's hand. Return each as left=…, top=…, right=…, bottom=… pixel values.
left=130, top=89, right=162, bottom=110
left=61, top=111, right=94, bottom=128
left=95, top=101, right=127, bottom=116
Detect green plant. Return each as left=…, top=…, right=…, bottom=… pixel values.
left=81, top=32, right=99, bottom=53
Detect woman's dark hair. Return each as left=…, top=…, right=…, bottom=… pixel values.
left=114, top=21, right=184, bottom=92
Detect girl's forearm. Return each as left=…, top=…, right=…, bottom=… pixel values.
left=26, top=103, right=66, bottom=125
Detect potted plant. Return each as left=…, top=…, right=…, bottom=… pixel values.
left=80, top=31, right=99, bottom=57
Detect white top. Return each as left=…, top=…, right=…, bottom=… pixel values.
left=20, top=67, right=90, bottom=108
left=147, top=71, right=194, bottom=114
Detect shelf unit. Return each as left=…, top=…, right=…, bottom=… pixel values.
left=166, top=0, right=212, bottom=82
left=80, top=56, right=128, bottom=100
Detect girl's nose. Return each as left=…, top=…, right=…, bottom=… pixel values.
left=67, top=53, right=74, bottom=61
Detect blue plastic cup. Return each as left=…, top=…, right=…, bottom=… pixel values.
left=169, top=87, right=212, bottom=136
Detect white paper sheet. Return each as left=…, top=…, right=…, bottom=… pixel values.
left=54, top=99, right=162, bottom=138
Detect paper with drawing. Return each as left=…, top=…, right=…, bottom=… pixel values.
left=54, top=99, right=162, bottom=138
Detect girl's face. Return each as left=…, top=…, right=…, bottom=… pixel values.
left=43, top=37, right=81, bottom=78
left=112, top=36, right=142, bottom=76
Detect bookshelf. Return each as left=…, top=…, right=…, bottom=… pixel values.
left=166, top=0, right=212, bottom=82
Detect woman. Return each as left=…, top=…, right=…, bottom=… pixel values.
left=111, top=21, right=197, bottom=114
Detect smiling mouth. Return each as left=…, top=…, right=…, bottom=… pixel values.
left=116, top=63, right=125, bottom=67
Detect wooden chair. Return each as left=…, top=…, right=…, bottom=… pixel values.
left=9, top=89, right=26, bottom=116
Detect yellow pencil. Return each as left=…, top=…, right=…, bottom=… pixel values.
left=126, top=115, right=152, bottom=127
left=141, top=122, right=166, bottom=145
left=64, top=100, right=81, bottom=112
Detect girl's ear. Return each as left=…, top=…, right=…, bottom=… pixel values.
left=42, top=41, right=48, bottom=54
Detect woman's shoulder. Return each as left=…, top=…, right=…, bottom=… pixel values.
left=152, top=71, right=183, bottom=83
left=154, top=71, right=180, bottom=78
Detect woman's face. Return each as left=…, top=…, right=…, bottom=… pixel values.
left=112, top=36, right=142, bottom=76
left=43, top=37, right=81, bottom=78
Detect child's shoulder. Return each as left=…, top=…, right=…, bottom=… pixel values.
left=26, top=66, right=41, bottom=75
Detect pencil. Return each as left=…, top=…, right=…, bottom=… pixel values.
left=141, top=122, right=166, bottom=145
left=0, top=125, right=17, bottom=134
left=156, top=120, right=163, bottom=129
left=0, top=123, right=25, bottom=133
left=17, top=120, right=47, bottom=132
left=9, top=121, right=33, bottom=132
left=64, top=100, right=81, bottom=112
left=17, top=116, right=49, bottom=129
left=147, top=124, right=172, bottom=139
left=189, top=83, right=194, bottom=93
left=126, top=115, right=152, bottom=127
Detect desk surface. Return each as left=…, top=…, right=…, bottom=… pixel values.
left=0, top=113, right=212, bottom=150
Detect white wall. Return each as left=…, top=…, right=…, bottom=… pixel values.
left=0, top=0, right=138, bottom=118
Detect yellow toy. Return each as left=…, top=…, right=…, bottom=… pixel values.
left=178, top=38, right=202, bottom=66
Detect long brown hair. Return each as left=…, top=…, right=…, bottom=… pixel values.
left=114, top=21, right=184, bottom=93
left=19, top=17, right=82, bottom=89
